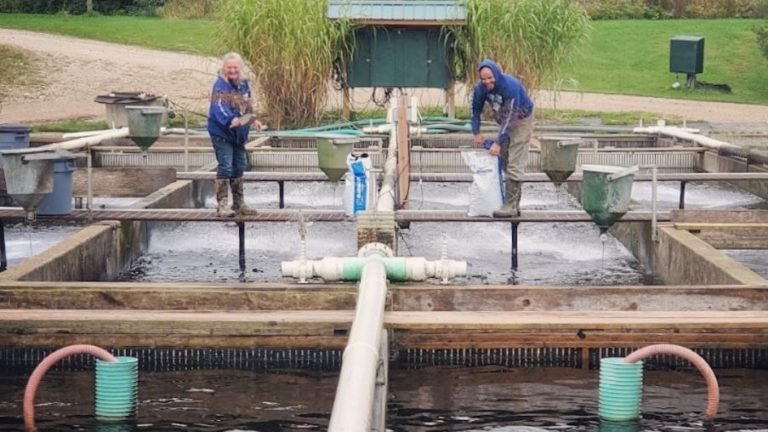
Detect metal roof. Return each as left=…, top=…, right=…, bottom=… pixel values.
left=327, top=1, right=466, bottom=25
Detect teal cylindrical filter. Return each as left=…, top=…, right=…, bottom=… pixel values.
left=598, top=357, right=643, bottom=421
left=95, top=356, right=138, bottom=421
left=599, top=420, right=640, bottom=432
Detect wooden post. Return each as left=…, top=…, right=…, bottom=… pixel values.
left=445, top=80, right=456, bottom=119
left=342, top=86, right=351, bottom=121
left=397, top=95, right=410, bottom=209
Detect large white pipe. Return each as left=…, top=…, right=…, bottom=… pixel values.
left=633, top=126, right=740, bottom=150
left=376, top=126, right=399, bottom=212
left=41, top=127, right=131, bottom=151
left=281, top=256, right=467, bottom=282
left=328, top=259, right=388, bottom=432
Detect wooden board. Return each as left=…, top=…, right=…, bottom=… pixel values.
left=73, top=167, right=176, bottom=197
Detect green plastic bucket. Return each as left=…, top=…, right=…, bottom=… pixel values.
left=317, top=136, right=357, bottom=182
left=598, top=357, right=643, bottom=421
left=540, top=137, right=580, bottom=186
left=95, top=356, right=138, bottom=421
left=581, top=165, right=636, bottom=233
left=126, top=106, right=165, bottom=151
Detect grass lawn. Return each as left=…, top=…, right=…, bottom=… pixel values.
left=1, top=14, right=766, bottom=104
left=563, top=19, right=768, bottom=105
left=0, top=14, right=216, bottom=55
left=0, top=44, right=42, bottom=103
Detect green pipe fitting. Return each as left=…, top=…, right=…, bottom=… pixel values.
left=95, top=356, right=139, bottom=421
left=598, top=357, right=643, bottom=421
left=340, top=257, right=408, bottom=282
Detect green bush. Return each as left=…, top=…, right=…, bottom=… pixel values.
left=0, top=0, right=163, bottom=15
left=576, top=0, right=768, bottom=19
left=159, top=0, right=219, bottom=18
left=756, top=24, right=768, bottom=61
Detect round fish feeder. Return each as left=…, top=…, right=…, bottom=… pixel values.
left=581, top=164, right=637, bottom=234
left=1, top=148, right=77, bottom=221
left=317, top=136, right=357, bottom=182
left=126, top=105, right=166, bottom=151
left=540, top=137, right=581, bottom=186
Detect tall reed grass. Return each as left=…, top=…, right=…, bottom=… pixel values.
left=219, top=0, right=353, bottom=128
left=451, top=0, right=590, bottom=92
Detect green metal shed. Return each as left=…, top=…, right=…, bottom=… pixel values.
left=327, top=1, right=466, bottom=89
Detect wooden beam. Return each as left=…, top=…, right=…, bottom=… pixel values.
left=672, top=210, right=768, bottom=224
left=72, top=167, right=176, bottom=197
left=3, top=282, right=768, bottom=311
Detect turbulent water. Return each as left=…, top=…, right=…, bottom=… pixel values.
left=0, top=367, right=766, bottom=431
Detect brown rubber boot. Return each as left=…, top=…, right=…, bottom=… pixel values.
left=216, top=179, right=235, bottom=217
left=230, top=177, right=253, bottom=215
left=493, top=179, right=522, bottom=218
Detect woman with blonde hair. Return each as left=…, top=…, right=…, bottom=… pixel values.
left=207, top=52, right=263, bottom=216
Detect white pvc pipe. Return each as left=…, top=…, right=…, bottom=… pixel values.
left=280, top=256, right=467, bottom=282
left=376, top=126, right=398, bottom=212
left=328, top=259, right=388, bottom=432
left=41, top=127, right=131, bottom=151
left=61, top=129, right=118, bottom=139
left=633, top=126, right=739, bottom=150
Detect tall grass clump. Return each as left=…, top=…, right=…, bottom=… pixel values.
left=219, top=0, right=353, bottom=129
left=160, top=0, right=221, bottom=19
left=450, top=0, right=591, bottom=92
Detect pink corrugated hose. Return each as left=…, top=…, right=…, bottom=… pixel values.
left=23, top=344, right=116, bottom=431
left=624, top=343, right=719, bottom=420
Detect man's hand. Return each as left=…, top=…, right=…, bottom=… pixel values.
left=473, top=134, right=485, bottom=147
left=489, top=143, right=501, bottom=156
left=230, top=117, right=242, bottom=128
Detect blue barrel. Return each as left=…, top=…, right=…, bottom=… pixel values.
left=0, top=123, right=31, bottom=167
left=37, top=159, right=76, bottom=215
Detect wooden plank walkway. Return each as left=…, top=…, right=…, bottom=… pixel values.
left=1, top=282, right=767, bottom=312
left=2, top=309, right=767, bottom=349
left=175, top=171, right=768, bottom=183
left=0, top=208, right=670, bottom=223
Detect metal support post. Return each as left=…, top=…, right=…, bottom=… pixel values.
left=87, top=148, right=93, bottom=221
left=278, top=181, right=285, bottom=209
left=679, top=181, right=687, bottom=210
left=238, top=221, right=246, bottom=273
left=183, top=110, right=190, bottom=172
left=0, top=220, right=7, bottom=272
left=511, top=222, right=519, bottom=271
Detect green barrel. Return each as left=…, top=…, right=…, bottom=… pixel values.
left=581, top=165, right=635, bottom=233
left=317, top=137, right=357, bottom=182
left=598, top=357, right=643, bottom=422
left=540, top=137, right=580, bottom=186
left=95, top=356, right=139, bottom=421
left=126, top=106, right=165, bottom=151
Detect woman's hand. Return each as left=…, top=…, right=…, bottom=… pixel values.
left=253, top=119, right=263, bottom=131
left=230, top=117, right=242, bottom=128
left=473, top=133, right=485, bottom=147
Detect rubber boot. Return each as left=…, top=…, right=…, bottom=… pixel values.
left=493, top=179, right=522, bottom=218
left=230, top=177, right=253, bottom=215
left=215, top=179, right=235, bottom=217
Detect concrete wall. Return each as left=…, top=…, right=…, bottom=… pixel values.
left=700, top=151, right=768, bottom=200
left=568, top=182, right=767, bottom=286
left=611, top=222, right=766, bottom=285
left=1, top=179, right=205, bottom=282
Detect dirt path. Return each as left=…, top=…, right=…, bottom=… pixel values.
left=1, top=28, right=767, bottom=126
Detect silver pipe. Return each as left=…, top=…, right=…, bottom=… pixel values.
left=184, top=111, right=190, bottom=172
left=87, top=148, right=93, bottom=220
left=328, top=259, right=388, bottom=432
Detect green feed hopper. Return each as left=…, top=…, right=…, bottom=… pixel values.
left=581, top=165, right=638, bottom=233
left=540, top=137, right=581, bottom=186
left=317, top=136, right=357, bottom=182
left=126, top=105, right=166, bottom=151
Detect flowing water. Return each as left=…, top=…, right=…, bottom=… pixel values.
left=0, top=367, right=766, bottom=431
left=120, top=180, right=767, bottom=285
